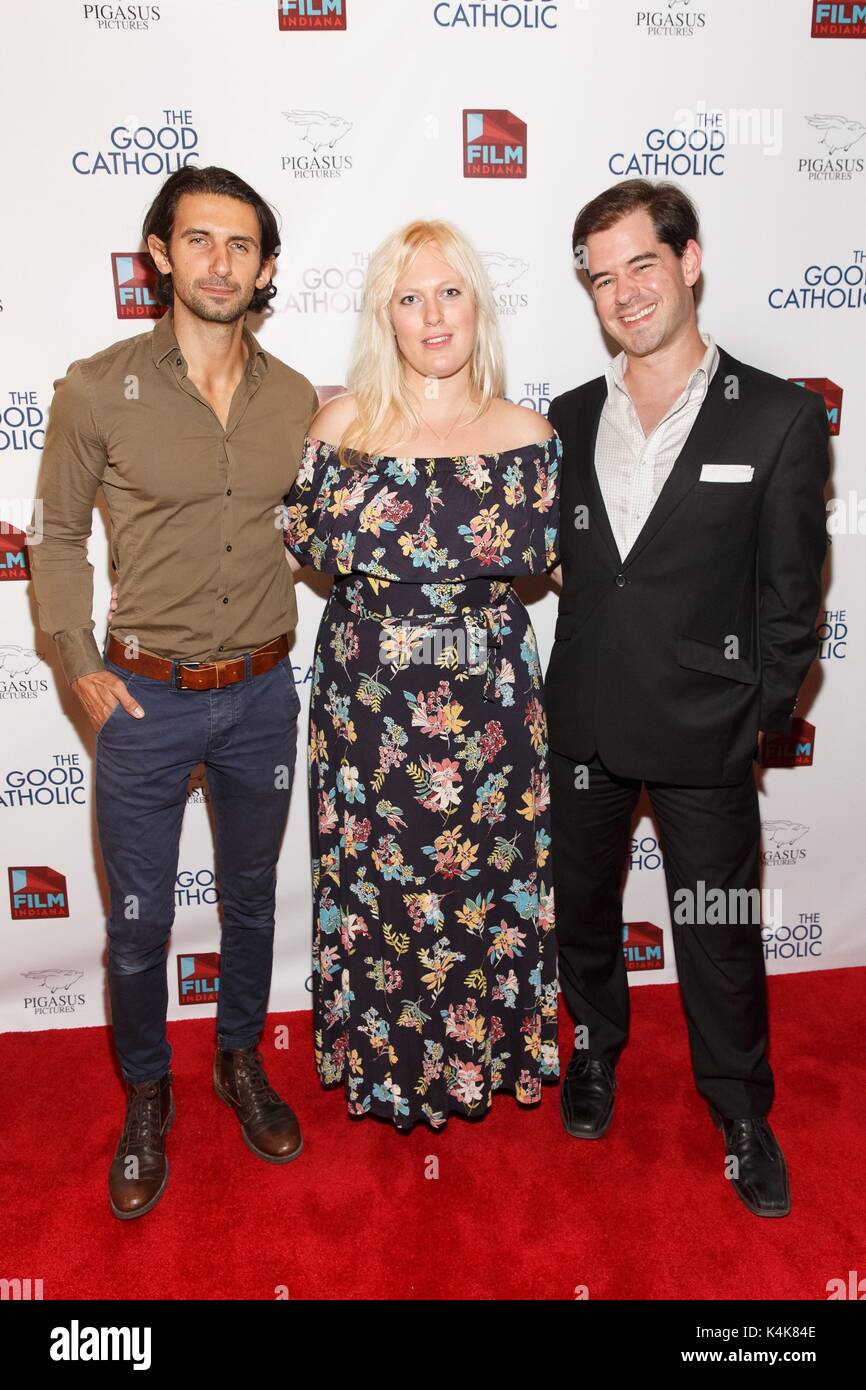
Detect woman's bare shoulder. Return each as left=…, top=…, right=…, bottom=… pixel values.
left=489, top=398, right=556, bottom=449
left=309, top=391, right=358, bottom=446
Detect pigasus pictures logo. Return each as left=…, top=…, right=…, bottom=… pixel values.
left=788, top=376, right=843, bottom=433
left=463, top=110, right=527, bottom=178
left=8, top=866, right=69, bottom=920
left=21, top=970, right=86, bottom=1017
left=186, top=766, right=210, bottom=804
left=278, top=0, right=346, bottom=28
left=761, top=820, right=810, bottom=867
left=0, top=645, right=49, bottom=698
left=281, top=108, right=353, bottom=179
left=112, top=253, right=164, bottom=320
left=811, top=1, right=866, bottom=37
left=82, top=3, right=162, bottom=29
left=800, top=115, right=865, bottom=181
left=622, top=921, right=664, bottom=971
left=482, top=252, right=529, bottom=316
left=761, top=718, right=816, bottom=768
left=178, top=952, right=220, bottom=1005
left=636, top=1, right=708, bottom=37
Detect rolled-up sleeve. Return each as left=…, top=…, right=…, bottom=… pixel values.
left=26, top=362, right=107, bottom=684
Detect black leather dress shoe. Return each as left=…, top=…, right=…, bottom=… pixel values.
left=709, top=1107, right=791, bottom=1217
left=560, top=1052, right=616, bottom=1139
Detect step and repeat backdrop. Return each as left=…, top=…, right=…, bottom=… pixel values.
left=0, top=0, right=863, bottom=1035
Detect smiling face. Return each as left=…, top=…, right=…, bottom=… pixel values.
left=584, top=207, right=701, bottom=358
left=388, top=241, right=477, bottom=383
left=147, top=191, right=275, bottom=324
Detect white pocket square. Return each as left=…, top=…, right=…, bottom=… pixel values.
left=700, top=464, right=754, bottom=482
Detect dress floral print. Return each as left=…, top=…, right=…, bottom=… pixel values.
left=283, top=432, right=562, bottom=1130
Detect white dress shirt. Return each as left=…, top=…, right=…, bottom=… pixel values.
left=594, top=332, right=719, bottom=561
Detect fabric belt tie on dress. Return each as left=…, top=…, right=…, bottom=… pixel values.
left=329, top=577, right=510, bottom=703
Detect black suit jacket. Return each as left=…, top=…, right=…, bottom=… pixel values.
left=544, top=346, right=829, bottom=786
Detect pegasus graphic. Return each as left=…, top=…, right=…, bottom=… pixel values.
left=282, top=109, right=352, bottom=151
left=805, top=114, right=866, bottom=155
left=762, top=820, right=809, bottom=848
left=482, top=252, right=529, bottom=290
left=21, top=970, right=84, bottom=993
left=0, top=644, right=42, bottom=677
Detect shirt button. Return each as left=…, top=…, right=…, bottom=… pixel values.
left=615, top=573, right=627, bottom=588
left=218, top=645, right=224, bottom=651
left=223, top=596, right=229, bottom=604
left=175, top=357, right=182, bottom=366
left=226, top=488, right=232, bottom=496
left=225, top=544, right=232, bottom=552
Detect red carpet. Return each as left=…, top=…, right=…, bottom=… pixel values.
left=1, top=968, right=862, bottom=1301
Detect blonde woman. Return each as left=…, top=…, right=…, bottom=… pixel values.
left=283, top=220, right=562, bottom=1130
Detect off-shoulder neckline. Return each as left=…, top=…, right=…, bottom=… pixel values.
left=306, top=433, right=560, bottom=464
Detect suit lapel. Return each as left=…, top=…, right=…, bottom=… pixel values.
left=622, top=346, right=747, bottom=568
left=573, top=379, right=620, bottom=570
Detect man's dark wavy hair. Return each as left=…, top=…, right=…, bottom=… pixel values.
left=142, top=165, right=281, bottom=313
left=572, top=178, right=700, bottom=297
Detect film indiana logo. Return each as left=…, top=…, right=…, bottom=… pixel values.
left=788, top=377, right=843, bottom=434
left=811, top=2, right=866, bottom=37
left=463, top=110, right=527, bottom=178
left=111, top=253, right=164, bottom=320
left=278, top=0, right=347, bottom=28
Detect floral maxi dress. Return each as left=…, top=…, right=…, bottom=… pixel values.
left=283, top=433, right=563, bottom=1130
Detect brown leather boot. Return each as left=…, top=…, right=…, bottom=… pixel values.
left=213, top=1045, right=302, bottom=1163
left=108, top=1071, right=174, bottom=1220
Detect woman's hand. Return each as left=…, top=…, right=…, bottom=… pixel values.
left=108, top=581, right=119, bottom=618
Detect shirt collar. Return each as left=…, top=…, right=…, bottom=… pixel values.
left=150, top=307, right=268, bottom=377
left=606, top=331, right=719, bottom=404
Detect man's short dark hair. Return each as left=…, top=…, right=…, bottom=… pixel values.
left=573, top=179, right=700, bottom=271
left=142, top=165, right=281, bottom=313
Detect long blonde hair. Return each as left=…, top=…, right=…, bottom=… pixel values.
left=338, top=219, right=505, bottom=467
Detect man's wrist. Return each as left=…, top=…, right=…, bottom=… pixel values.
left=55, top=628, right=105, bottom=686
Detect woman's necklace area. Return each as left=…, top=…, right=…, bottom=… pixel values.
left=413, top=391, right=474, bottom=444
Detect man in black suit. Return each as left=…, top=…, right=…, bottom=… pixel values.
left=545, top=179, right=828, bottom=1217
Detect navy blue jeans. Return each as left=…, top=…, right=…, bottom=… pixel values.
left=95, top=647, right=301, bottom=1083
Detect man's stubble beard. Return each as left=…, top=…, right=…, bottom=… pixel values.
left=170, top=277, right=256, bottom=325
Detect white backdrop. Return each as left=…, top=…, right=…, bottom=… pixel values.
left=1, top=0, right=863, bottom=1036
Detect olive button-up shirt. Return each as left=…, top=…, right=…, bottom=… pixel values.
left=27, top=309, right=318, bottom=684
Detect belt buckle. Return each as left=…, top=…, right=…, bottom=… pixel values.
left=175, top=658, right=233, bottom=690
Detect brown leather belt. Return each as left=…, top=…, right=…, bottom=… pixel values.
left=106, top=632, right=290, bottom=690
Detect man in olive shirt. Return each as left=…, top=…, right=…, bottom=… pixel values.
left=27, top=166, right=317, bottom=1219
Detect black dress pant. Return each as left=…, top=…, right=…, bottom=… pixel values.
left=549, top=751, right=773, bottom=1118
